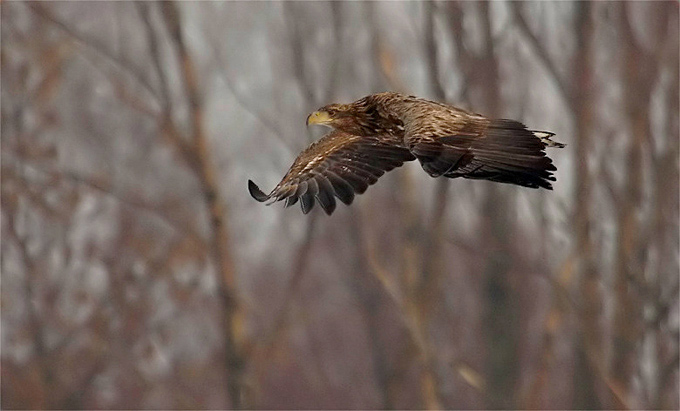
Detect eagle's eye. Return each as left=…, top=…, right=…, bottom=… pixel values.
left=326, top=109, right=336, bottom=116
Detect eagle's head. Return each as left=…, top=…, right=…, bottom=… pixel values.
left=306, top=102, right=385, bottom=136
left=307, top=95, right=405, bottom=137
left=306, top=104, right=354, bottom=127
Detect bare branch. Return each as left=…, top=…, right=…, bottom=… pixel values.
left=509, top=2, right=572, bottom=109
left=3, top=154, right=206, bottom=248
left=282, top=2, right=317, bottom=105
left=136, top=3, right=173, bottom=115
left=3, top=202, right=52, bottom=409
left=424, top=1, right=447, bottom=101
left=26, top=2, right=161, bottom=107
left=362, top=233, right=405, bottom=310
left=205, top=36, right=295, bottom=154
left=248, top=214, right=318, bottom=355
left=323, top=1, right=343, bottom=102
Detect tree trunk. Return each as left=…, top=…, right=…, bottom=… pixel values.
left=160, top=3, right=246, bottom=408
left=474, top=2, right=521, bottom=409
left=570, top=2, right=602, bottom=409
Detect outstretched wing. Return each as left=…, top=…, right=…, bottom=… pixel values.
left=248, top=130, right=415, bottom=215
left=403, top=100, right=563, bottom=189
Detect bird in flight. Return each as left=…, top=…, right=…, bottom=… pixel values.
left=248, top=92, right=564, bottom=215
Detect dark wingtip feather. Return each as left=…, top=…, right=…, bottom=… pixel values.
left=248, top=180, right=270, bottom=202
left=299, top=190, right=315, bottom=214
left=284, top=196, right=298, bottom=208
left=315, top=190, right=336, bottom=215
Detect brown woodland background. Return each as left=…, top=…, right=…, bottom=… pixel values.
left=1, top=1, right=678, bottom=409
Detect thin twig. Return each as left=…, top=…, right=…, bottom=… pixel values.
left=136, top=2, right=173, bottom=115
left=283, top=2, right=316, bottom=106
left=206, top=38, right=294, bottom=154
left=249, top=214, right=318, bottom=354
left=3, top=154, right=206, bottom=248
left=509, top=2, right=572, bottom=109
left=26, top=2, right=161, bottom=106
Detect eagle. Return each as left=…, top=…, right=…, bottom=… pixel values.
left=248, top=92, right=564, bottom=215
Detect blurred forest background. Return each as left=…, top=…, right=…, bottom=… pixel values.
left=1, top=1, right=678, bottom=409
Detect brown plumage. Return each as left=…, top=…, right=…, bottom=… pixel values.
left=248, top=92, right=564, bottom=215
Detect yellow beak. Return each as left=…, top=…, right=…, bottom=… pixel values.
left=306, top=110, right=332, bottom=126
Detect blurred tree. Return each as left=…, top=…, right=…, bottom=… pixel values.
left=2, top=1, right=677, bottom=409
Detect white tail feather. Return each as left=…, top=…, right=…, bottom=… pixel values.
left=532, top=130, right=566, bottom=148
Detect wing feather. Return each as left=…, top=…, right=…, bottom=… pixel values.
left=248, top=130, right=414, bottom=214
left=403, top=100, right=562, bottom=190
left=325, top=170, right=355, bottom=205
left=314, top=175, right=337, bottom=215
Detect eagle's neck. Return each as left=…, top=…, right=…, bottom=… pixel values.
left=348, top=96, right=406, bottom=139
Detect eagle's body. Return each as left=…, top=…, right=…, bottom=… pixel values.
left=249, top=92, right=564, bottom=215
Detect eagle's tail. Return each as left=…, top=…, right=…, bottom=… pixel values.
left=442, top=119, right=564, bottom=190
left=531, top=130, right=566, bottom=148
